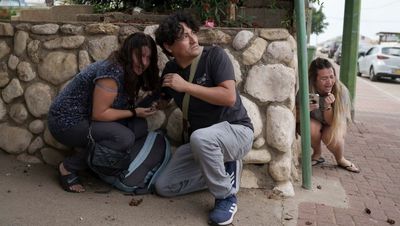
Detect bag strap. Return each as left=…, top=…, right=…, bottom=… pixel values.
left=182, top=46, right=203, bottom=120
left=124, top=132, right=157, bottom=178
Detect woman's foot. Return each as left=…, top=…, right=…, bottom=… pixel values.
left=59, top=162, right=85, bottom=193
left=337, top=159, right=360, bottom=173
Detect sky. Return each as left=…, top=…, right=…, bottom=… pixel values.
left=310, top=0, right=400, bottom=45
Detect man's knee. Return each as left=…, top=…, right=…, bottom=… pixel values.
left=154, top=177, right=178, bottom=197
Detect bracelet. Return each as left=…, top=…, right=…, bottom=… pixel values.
left=130, top=108, right=136, bottom=117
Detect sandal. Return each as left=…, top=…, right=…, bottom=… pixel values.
left=338, top=162, right=360, bottom=173
left=58, top=163, right=85, bottom=193
left=312, top=157, right=325, bottom=166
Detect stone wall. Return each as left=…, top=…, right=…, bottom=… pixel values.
left=0, top=21, right=298, bottom=197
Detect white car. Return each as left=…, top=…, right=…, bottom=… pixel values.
left=357, top=44, right=400, bottom=81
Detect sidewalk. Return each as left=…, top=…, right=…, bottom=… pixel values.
left=297, top=77, right=400, bottom=226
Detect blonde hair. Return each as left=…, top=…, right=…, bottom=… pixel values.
left=308, top=57, right=352, bottom=145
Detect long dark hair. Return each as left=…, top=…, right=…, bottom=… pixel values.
left=110, top=32, right=159, bottom=103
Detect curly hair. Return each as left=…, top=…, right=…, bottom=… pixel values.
left=155, top=11, right=200, bottom=57
left=308, top=57, right=352, bottom=145
left=109, top=32, right=159, bottom=104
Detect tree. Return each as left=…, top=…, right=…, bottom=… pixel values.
left=311, top=5, right=328, bottom=35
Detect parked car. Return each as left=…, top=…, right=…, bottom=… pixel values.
left=357, top=44, right=400, bottom=81
left=328, top=41, right=340, bottom=58
left=333, top=44, right=342, bottom=65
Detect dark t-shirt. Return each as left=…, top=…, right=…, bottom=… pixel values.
left=161, top=46, right=253, bottom=133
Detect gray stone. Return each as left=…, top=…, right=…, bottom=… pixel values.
left=198, top=29, right=232, bottom=45
left=17, top=153, right=42, bottom=164
left=269, top=152, right=291, bottom=182
left=144, top=25, right=158, bottom=39
left=272, top=181, right=295, bottom=197
left=78, top=50, right=91, bottom=71
left=85, top=23, right=119, bottom=34
left=241, top=164, right=272, bottom=189
left=242, top=38, right=268, bottom=65
left=0, top=123, right=33, bottom=154
left=253, top=137, right=265, bottom=149
left=8, top=54, right=19, bottom=70
left=243, top=148, right=271, bottom=164
left=259, top=28, right=290, bottom=41
left=0, top=22, right=14, bottom=36
left=15, top=23, right=31, bottom=31
left=266, top=105, right=295, bottom=153
left=9, top=103, right=28, bottom=124
left=60, top=24, right=83, bottom=34
left=14, top=31, right=29, bottom=56
left=146, top=110, right=166, bottom=131
left=2, top=79, right=24, bottom=103
left=0, top=41, right=11, bottom=59
left=0, top=98, right=6, bottom=121
left=166, top=107, right=183, bottom=144
left=157, top=46, right=169, bottom=71
left=43, top=126, right=68, bottom=150
left=241, top=95, right=262, bottom=138
left=224, top=49, right=242, bottom=85
left=27, top=40, right=40, bottom=64
left=28, top=136, right=44, bottom=154
left=245, top=64, right=295, bottom=103
left=24, top=83, right=54, bottom=118
left=28, top=119, right=45, bottom=134
left=43, top=35, right=85, bottom=49
left=17, top=61, right=36, bottom=82
left=40, top=147, right=65, bottom=166
left=31, top=24, right=59, bottom=35
left=232, top=30, right=254, bottom=50
left=264, top=41, right=294, bottom=65
left=88, top=35, right=119, bottom=61
left=0, top=71, right=10, bottom=87
left=39, top=52, right=77, bottom=85
left=119, top=26, right=139, bottom=36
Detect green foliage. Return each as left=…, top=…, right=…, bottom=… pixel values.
left=0, top=8, right=18, bottom=20
left=311, top=4, right=328, bottom=35
left=191, top=0, right=227, bottom=26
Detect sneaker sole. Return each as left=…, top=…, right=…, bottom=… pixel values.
left=212, top=205, right=237, bottom=226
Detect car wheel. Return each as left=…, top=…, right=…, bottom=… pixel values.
left=369, top=67, right=378, bottom=81
left=357, top=64, right=362, bottom=77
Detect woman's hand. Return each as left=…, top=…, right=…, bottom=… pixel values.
left=324, top=92, right=335, bottom=108
left=135, top=107, right=157, bottom=118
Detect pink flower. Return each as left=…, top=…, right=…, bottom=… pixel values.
left=204, top=19, right=215, bottom=28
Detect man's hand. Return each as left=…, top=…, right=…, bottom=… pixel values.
left=162, top=73, right=189, bottom=92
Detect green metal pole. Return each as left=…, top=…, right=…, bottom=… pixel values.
left=295, top=0, right=312, bottom=190
left=339, top=0, right=361, bottom=119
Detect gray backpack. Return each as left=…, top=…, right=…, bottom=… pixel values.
left=87, top=119, right=171, bottom=194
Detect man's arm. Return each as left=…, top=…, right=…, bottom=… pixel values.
left=162, top=73, right=236, bottom=107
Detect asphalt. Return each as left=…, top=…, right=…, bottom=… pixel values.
left=1, top=75, right=399, bottom=226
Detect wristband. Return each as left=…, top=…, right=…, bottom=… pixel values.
left=130, top=108, right=136, bottom=117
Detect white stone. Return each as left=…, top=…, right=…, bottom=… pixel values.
left=43, top=126, right=69, bottom=150
left=60, top=24, right=83, bottom=34
left=224, top=49, right=242, bottom=85
left=0, top=123, right=33, bottom=154
left=29, top=119, right=45, bottom=134
left=14, top=31, right=29, bottom=56
left=240, top=95, right=262, bottom=138
left=8, top=54, right=19, bottom=70
left=28, top=136, right=44, bottom=154
left=264, top=41, right=294, bottom=65
left=198, top=29, right=232, bottom=45
left=17, top=61, right=36, bottom=82
left=0, top=22, right=14, bottom=36
left=242, top=37, right=268, bottom=65
left=266, top=105, right=295, bottom=152
left=0, top=41, right=11, bottom=59
left=40, top=147, right=65, bottom=166
left=31, top=24, right=59, bottom=34
left=146, top=110, right=166, bottom=131
left=244, top=64, right=295, bottom=103
left=243, top=148, right=271, bottom=164
left=44, top=35, right=85, bottom=49
left=24, top=83, right=54, bottom=118
left=78, top=50, right=91, bottom=71
left=144, top=25, right=158, bottom=39
left=232, top=30, right=254, bottom=50
left=0, top=71, right=10, bottom=87
left=0, top=98, right=6, bottom=121
left=157, top=46, right=169, bottom=72
left=272, top=181, right=295, bottom=197
left=17, top=153, right=42, bottom=164
left=269, top=152, right=291, bottom=182
left=85, top=23, right=119, bottom=34
left=240, top=164, right=272, bottom=189
left=2, top=78, right=23, bottom=103
left=38, top=52, right=77, bottom=85
left=119, top=26, right=139, bottom=36
left=166, top=108, right=183, bottom=144
left=259, top=28, right=290, bottom=41
left=27, top=40, right=40, bottom=64
left=88, top=35, right=119, bottom=61
left=253, top=137, right=265, bottom=149
left=9, top=103, right=28, bottom=124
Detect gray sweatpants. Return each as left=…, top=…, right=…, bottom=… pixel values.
left=155, top=121, right=253, bottom=199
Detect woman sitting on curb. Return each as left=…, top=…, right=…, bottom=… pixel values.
left=302, top=57, right=360, bottom=173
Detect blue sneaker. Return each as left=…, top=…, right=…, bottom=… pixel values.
left=208, top=194, right=237, bottom=225
left=224, top=160, right=241, bottom=192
